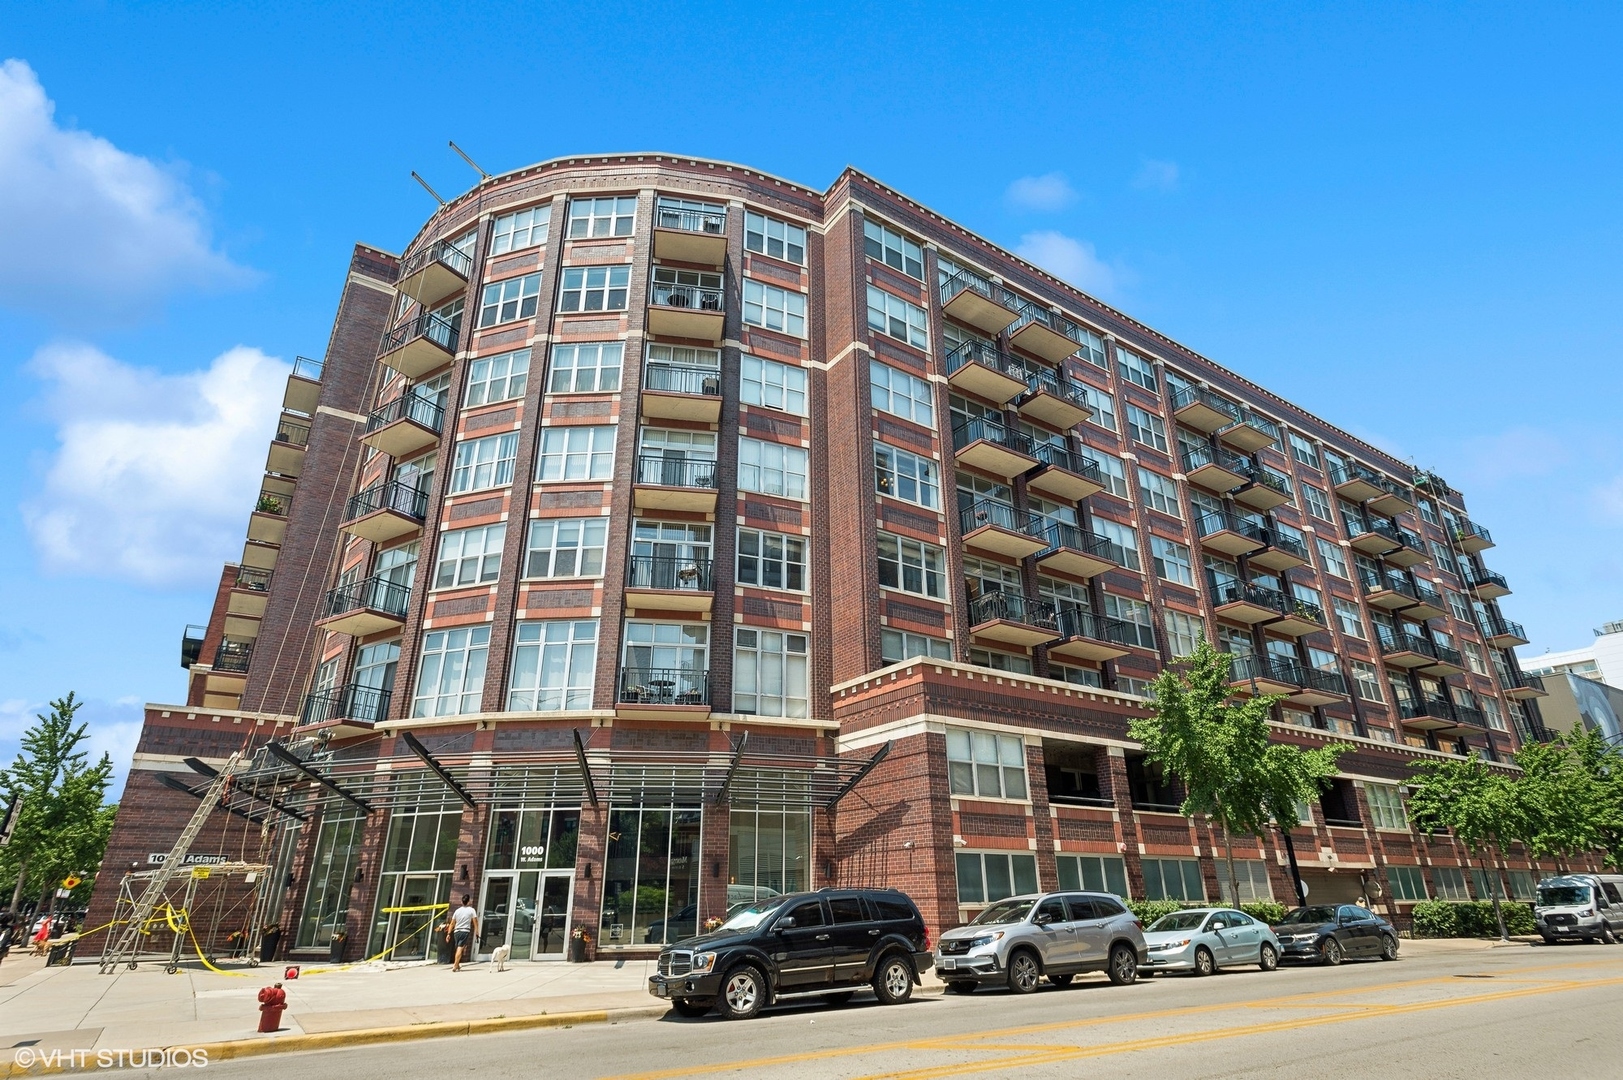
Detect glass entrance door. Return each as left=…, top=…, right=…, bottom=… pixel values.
left=479, top=874, right=515, bottom=958
left=533, top=873, right=573, bottom=959
left=386, top=873, right=442, bottom=962
left=479, top=870, right=573, bottom=960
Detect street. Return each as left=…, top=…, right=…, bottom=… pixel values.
left=204, top=943, right=1623, bottom=1080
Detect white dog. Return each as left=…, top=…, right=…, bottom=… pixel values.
left=490, top=943, right=511, bottom=971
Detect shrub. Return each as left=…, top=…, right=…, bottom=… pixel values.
left=1411, top=900, right=1536, bottom=937
left=1125, top=900, right=1187, bottom=925
left=1240, top=900, right=1288, bottom=926
left=1411, top=900, right=1459, bottom=938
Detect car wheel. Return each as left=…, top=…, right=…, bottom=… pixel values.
left=716, top=966, right=766, bottom=1020
left=1540, top=935, right=1557, bottom=946
left=1193, top=946, right=1215, bottom=976
left=1259, top=943, right=1278, bottom=972
left=1320, top=938, right=1344, bottom=966
left=1049, top=973, right=1074, bottom=987
left=944, top=980, right=976, bottom=994
left=821, top=991, right=855, bottom=1007
left=872, top=954, right=914, bottom=1005
left=1107, top=944, right=1138, bottom=986
left=1006, top=949, right=1042, bottom=994
left=1583, top=937, right=1596, bottom=945
left=670, top=998, right=712, bottom=1018
left=1602, top=925, right=1618, bottom=946
left=1379, top=935, right=1399, bottom=961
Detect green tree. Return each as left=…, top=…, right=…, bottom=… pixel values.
left=1515, top=733, right=1601, bottom=871
left=1129, top=640, right=1349, bottom=905
left=0, top=694, right=118, bottom=914
left=1406, top=756, right=1524, bottom=940
left=1564, top=727, right=1623, bottom=869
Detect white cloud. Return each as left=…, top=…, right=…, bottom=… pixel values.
left=1133, top=159, right=1181, bottom=192
left=1005, top=172, right=1077, bottom=212
left=23, top=342, right=289, bottom=586
left=0, top=58, right=251, bottom=320
left=1016, top=231, right=1120, bottom=297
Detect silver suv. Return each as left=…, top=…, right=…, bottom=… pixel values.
left=934, top=892, right=1147, bottom=994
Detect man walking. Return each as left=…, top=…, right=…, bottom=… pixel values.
left=448, top=896, right=477, bottom=971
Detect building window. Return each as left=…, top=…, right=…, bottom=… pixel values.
left=1350, top=660, right=1383, bottom=702
left=946, top=729, right=1028, bottom=800
left=1116, top=347, right=1158, bottom=392
left=881, top=629, right=952, bottom=664
left=1386, top=865, right=1428, bottom=901
left=478, top=273, right=541, bottom=328
left=869, top=360, right=935, bottom=426
left=1481, top=696, right=1506, bottom=731
left=567, top=195, right=636, bottom=239
left=1462, top=640, right=1488, bottom=676
left=435, top=523, right=506, bottom=588
left=874, top=442, right=939, bottom=508
left=864, top=220, right=924, bottom=279
left=1262, top=464, right=1294, bottom=497
left=737, top=528, right=807, bottom=591
left=1302, top=483, right=1333, bottom=522
left=546, top=342, right=623, bottom=394
left=557, top=265, right=630, bottom=312
left=1091, top=389, right=1117, bottom=432
left=490, top=206, right=549, bottom=254
left=956, top=851, right=1039, bottom=905
left=967, top=647, right=1032, bottom=674
left=1218, top=860, right=1274, bottom=904
left=1288, top=431, right=1320, bottom=469
left=1163, top=609, right=1205, bottom=657
left=867, top=286, right=929, bottom=349
left=1104, top=593, right=1155, bottom=648
left=1118, top=676, right=1154, bottom=696
left=1126, top=403, right=1168, bottom=452
left=1094, top=453, right=1129, bottom=498
left=877, top=532, right=945, bottom=598
left=743, top=279, right=807, bottom=337
left=1332, top=597, right=1365, bottom=639
left=465, top=348, right=530, bottom=406
left=1056, top=855, right=1129, bottom=897
left=1432, top=866, right=1470, bottom=901
left=1094, top=518, right=1140, bottom=571
left=524, top=518, right=607, bottom=579
left=1316, top=538, right=1349, bottom=579
left=740, top=355, right=808, bottom=414
left=1052, top=663, right=1102, bottom=687
left=1292, top=582, right=1323, bottom=611
left=734, top=628, right=809, bottom=718
left=507, top=620, right=596, bottom=711
left=1417, top=498, right=1440, bottom=526
left=600, top=807, right=701, bottom=948
left=1152, top=537, right=1195, bottom=587
left=1141, top=858, right=1205, bottom=902
left=536, top=425, right=616, bottom=482
left=1446, top=589, right=1474, bottom=622
left=738, top=436, right=808, bottom=499
left=1366, top=783, right=1408, bottom=830
left=450, top=432, right=519, bottom=493
left=745, top=211, right=806, bottom=265
left=1138, top=468, right=1181, bottom=516
left=413, top=626, right=490, bottom=717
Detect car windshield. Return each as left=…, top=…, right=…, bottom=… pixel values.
left=971, top=899, right=1036, bottom=925
left=1148, top=912, right=1209, bottom=932
left=717, top=900, right=784, bottom=932
left=1538, top=885, right=1591, bottom=907
left=1277, top=906, right=1339, bottom=925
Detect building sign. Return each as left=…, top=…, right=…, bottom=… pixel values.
left=147, top=853, right=229, bottom=866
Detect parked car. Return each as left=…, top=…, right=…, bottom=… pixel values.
left=933, top=892, right=1146, bottom=994
left=646, top=888, right=932, bottom=1020
left=1141, top=908, right=1281, bottom=975
left=1272, top=904, right=1398, bottom=964
left=1535, top=874, right=1623, bottom=944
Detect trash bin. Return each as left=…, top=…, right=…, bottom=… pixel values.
left=436, top=928, right=454, bottom=965
left=569, top=930, right=590, bottom=963
left=259, top=928, right=282, bottom=963
left=328, top=932, right=348, bottom=964
left=46, top=939, right=77, bottom=967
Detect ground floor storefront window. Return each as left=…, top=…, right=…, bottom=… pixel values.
left=1056, top=854, right=1128, bottom=897
left=1217, top=859, right=1274, bottom=903
left=1141, top=857, right=1205, bottom=901
left=480, top=784, right=580, bottom=961
left=600, top=806, right=702, bottom=947
left=956, top=851, right=1038, bottom=905
left=296, top=811, right=364, bottom=949
left=728, top=769, right=813, bottom=903
left=367, top=774, right=464, bottom=960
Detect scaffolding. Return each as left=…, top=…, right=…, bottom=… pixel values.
left=97, top=861, right=275, bottom=973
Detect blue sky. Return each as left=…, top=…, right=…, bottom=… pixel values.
left=3, top=2, right=1621, bottom=794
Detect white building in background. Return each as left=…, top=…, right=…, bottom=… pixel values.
left=1520, top=619, right=1623, bottom=687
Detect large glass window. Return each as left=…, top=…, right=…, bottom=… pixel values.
left=435, top=523, right=506, bottom=588
left=729, top=771, right=812, bottom=903
left=1116, top=347, right=1158, bottom=392
left=600, top=807, right=701, bottom=947
left=737, top=527, right=806, bottom=591
left=296, top=812, right=365, bottom=948
left=740, top=355, right=808, bottom=414
left=465, top=348, right=530, bottom=406
left=525, top=517, right=607, bottom=578
left=1433, top=866, right=1470, bottom=900
left=450, top=432, right=519, bottom=492
left=1333, top=597, right=1366, bottom=639
left=1153, top=537, right=1195, bottom=587
left=536, top=425, right=616, bottom=482
left=548, top=342, right=623, bottom=394
left=1093, top=518, right=1140, bottom=571
left=946, top=728, right=1028, bottom=800
left=1141, top=858, right=1205, bottom=902
left=413, top=626, right=490, bottom=717
left=1091, top=389, right=1118, bottom=432
left=870, top=360, right=935, bottom=426
left=364, top=774, right=463, bottom=958
left=1387, top=865, right=1428, bottom=901
left=558, top=265, right=631, bottom=312
left=738, top=436, right=808, bottom=499
left=1289, top=431, right=1320, bottom=469
left=1217, top=860, right=1274, bottom=904
left=745, top=211, right=806, bottom=265
left=875, top=442, right=939, bottom=508
left=877, top=532, right=945, bottom=598
left=1317, top=538, right=1350, bottom=579
left=622, top=621, right=708, bottom=676
left=568, top=195, right=637, bottom=238
left=1055, top=855, right=1129, bottom=898
left=1138, top=468, right=1181, bottom=517
left=1094, top=452, right=1129, bottom=498
left=1104, top=593, right=1155, bottom=649
left=630, top=520, right=712, bottom=591
left=955, top=852, right=1038, bottom=905
left=478, top=273, right=541, bottom=327
left=1163, top=609, right=1205, bottom=656
left=490, top=206, right=549, bottom=253
left=743, top=280, right=807, bottom=337
left=508, top=620, right=597, bottom=711
left=867, top=286, right=929, bottom=348
left=864, top=220, right=924, bottom=278
left=1126, top=404, right=1168, bottom=452
left=881, top=629, right=952, bottom=664
left=1302, top=483, right=1334, bottom=521
left=734, top=628, right=809, bottom=717
left=1367, top=783, right=1408, bottom=830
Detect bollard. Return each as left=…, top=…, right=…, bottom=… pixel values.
left=257, top=982, right=287, bottom=1033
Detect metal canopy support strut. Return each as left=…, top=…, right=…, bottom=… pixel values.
left=264, top=741, right=373, bottom=814
left=573, top=729, right=599, bottom=808
left=399, top=731, right=476, bottom=809
left=824, top=741, right=893, bottom=812
left=713, top=732, right=750, bottom=806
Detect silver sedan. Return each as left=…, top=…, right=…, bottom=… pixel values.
left=1140, top=908, right=1281, bottom=976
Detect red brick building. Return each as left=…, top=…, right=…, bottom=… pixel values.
left=94, top=154, right=1573, bottom=961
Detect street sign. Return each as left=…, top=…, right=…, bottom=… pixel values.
left=61, top=876, right=82, bottom=889
left=191, top=867, right=211, bottom=880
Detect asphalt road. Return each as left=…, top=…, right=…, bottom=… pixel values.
left=208, top=943, right=1623, bottom=1080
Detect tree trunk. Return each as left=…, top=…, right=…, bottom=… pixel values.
left=7, top=859, right=26, bottom=914
left=1465, top=849, right=1508, bottom=941
left=1491, top=842, right=1515, bottom=939
left=1217, top=810, right=1239, bottom=909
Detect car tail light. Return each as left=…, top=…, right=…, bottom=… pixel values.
left=1134, top=919, right=1145, bottom=930
left=923, top=925, right=932, bottom=950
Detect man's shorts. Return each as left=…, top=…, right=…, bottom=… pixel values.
left=453, top=930, right=472, bottom=949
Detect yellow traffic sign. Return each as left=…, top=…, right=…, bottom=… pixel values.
left=191, top=868, right=211, bottom=880
left=61, top=876, right=82, bottom=889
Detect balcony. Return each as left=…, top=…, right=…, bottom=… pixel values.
left=212, top=639, right=254, bottom=676
left=960, top=499, right=1049, bottom=559
left=1453, top=704, right=1487, bottom=729
left=1452, top=517, right=1494, bottom=554
left=1399, top=698, right=1464, bottom=735
left=1036, top=523, right=1122, bottom=579
left=1017, top=366, right=1091, bottom=430
left=1500, top=671, right=1547, bottom=700
left=944, top=340, right=1028, bottom=405
left=1379, top=631, right=1462, bottom=674
left=1227, top=654, right=1299, bottom=697
left=1484, top=615, right=1529, bottom=649
left=1049, top=609, right=1133, bottom=663
left=395, top=239, right=473, bottom=304
left=1377, top=521, right=1428, bottom=568
left=1210, top=577, right=1290, bottom=626
left=1270, top=595, right=1327, bottom=637
left=653, top=199, right=727, bottom=264
left=1170, top=385, right=1241, bottom=435
left=247, top=488, right=291, bottom=546
left=1008, top=302, right=1084, bottom=363
left=967, top=590, right=1062, bottom=648
left=1027, top=442, right=1105, bottom=501
left=1465, top=567, right=1511, bottom=600
left=618, top=667, right=709, bottom=708
left=1361, top=570, right=1417, bottom=612
left=633, top=454, right=718, bottom=512
left=267, top=414, right=310, bottom=478
left=318, top=576, right=411, bottom=637
left=300, top=684, right=391, bottom=730
left=648, top=274, right=725, bottom=341
left=1181, top=443, right=1251, bottom=494
left=362, top=394, right=445, bottom=459
left=1217, top=410, right=1280, bottom=453
left=641, top=362, right=722, bottom=423
left=341, top=480, right=429, bottom=544
left=1194, top=509, right=1266, bottom=557
left=625, top=555, right=715, bottom=614
left=938, top=268, right=1020, bottom=336
left=1233, top=467, right=1292, bottom=512
left=284, top=355, right=323, bottom=414
left=181, top=624, right=206, bottom=669
left=1405, top=580, right=1448, bottom=621
left=951, top=417, right=1038, bottom=480
left=1249, top=530, right=1310, bottom=573
left=1330, top=462, right=1388, bottom=505
left=235, top=566, right=272, bottom=593
left=228, top=566, right=270, bottom=620
left=1419, top=641, right=1466, bottom=677
left=1345, top=518, right=1397, bottom=557
left=379, top=310, right=459, bottom=379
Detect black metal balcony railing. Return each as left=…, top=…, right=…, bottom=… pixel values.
left=1330, top=461, right=1411, bottom=502
left=1484, top=614, right=1528, bottom=641
left=635, top=454, right=719, bottom=490
left=939, top=267, right=1018, bottom=314
left=1361, top=568, right=1425, bottom=602
left=1400, top=698, right=1455, bottom=723
left=1044, top=523, right=1128, bottom=567
left=1454, top=705, right=1487, bottom=728
left=960, top=499, right=1047, bottom=540
left=1030, top=441, right=1103, bottom=483
left=235, top=566, right=272, bottom=592
left=650, top=282, right=724, bottom=311
left=945, top=339, right=1024, bottom=382
left=1466, top=567, right=1510, bottom=592
left=1055, top=608, right=1134, bottom=648
left=344, top=480, right=429, bottom=525
left=275, top=417, right=311, bottom=447
left=181, top=624, right=206, bottom=669
left=1170, top=384, right=1241, bottom=424
left=643, top=363, right=722, bottom=397
left=381, top=309, right=460, bottom=358
left=367, top=393, right=446, bottom=437
left=1194, top=509, right=1267, bottom=544
left=1209, top=575, right=1291, bottom=612
left=1022, top=365, right=1088, bottom=408
left=626, top=555, right=714, bottom=592
left=1500, top=671, right=1545, bottom=694
left=1453, top=518, right=1493, bottom=547
left=256, top=489, right=290, bottom=516
left=1244, top=467, right=1292, bottom=498
left=1180, top=442, right=1252, bottom=477
left=399, top=238, right=474, bottom=283
left=951, top=416, right=1035, bottom=457
left=291, top=355, right=325, bottom=382
left=1009, top=298, right=1085, bottom=347
left=1379, top=631, right=1461, bottom=667
left=618, top=668, right=709, bottom=706
left=655, top=203, right=726, bottom=236
left=1259, top=529, right=1310, bottom=562
left=212, top=640, right=253, bottom=674
left=1414, top=470, right=1451, bottom=496
left=1229, top=654, right=1347, bottom=696
left=323, top=576, right=411, bottom=621
left=1397, top=525, right=1426, bottom=552
left=301, top=684, right=391, bottom=727
left=1223, top=409, right=1281, bottom=443
left=967, top=590, right=1060, bottom=631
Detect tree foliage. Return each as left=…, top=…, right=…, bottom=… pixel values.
left=1515, top=728, right=1623, bottom=869
left=1406, top=755, right=1523, bottom=938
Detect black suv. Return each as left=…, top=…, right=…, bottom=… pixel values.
left=647, top=888, right=933, bottom=1020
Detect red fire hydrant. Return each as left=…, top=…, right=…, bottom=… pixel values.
left=257, top=982, right=287, bottom=1033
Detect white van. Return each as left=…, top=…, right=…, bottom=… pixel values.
left=1534, top=874, right=1623, bottom=944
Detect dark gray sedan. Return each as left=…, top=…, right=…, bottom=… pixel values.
left=1271, top=904, right=1399, bottom=964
